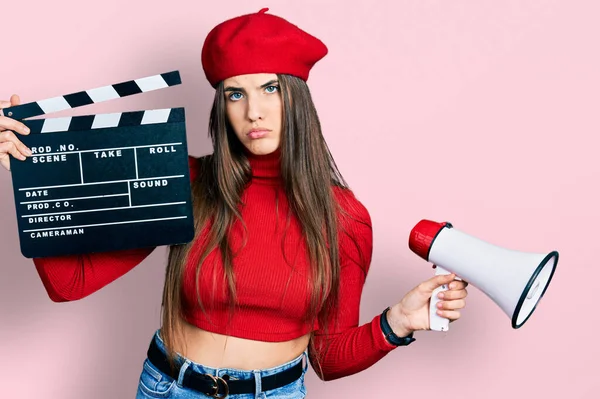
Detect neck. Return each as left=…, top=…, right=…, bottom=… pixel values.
left=246, top=147, right=282, bottom=185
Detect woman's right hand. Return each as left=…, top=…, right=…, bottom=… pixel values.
left=1, top=94, right=33, bottom=171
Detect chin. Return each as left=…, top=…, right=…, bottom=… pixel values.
left=245, top=140, right=280, bottom=156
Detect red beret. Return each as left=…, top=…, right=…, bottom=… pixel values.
left=201, top=8, right=328, bottom=87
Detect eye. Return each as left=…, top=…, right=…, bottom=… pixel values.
left=265, top=85, right=279, bottom=93
left=228, top=92, right=243, bottom=101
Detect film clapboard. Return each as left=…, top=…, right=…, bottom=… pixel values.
left=4, top=71, right=195, bottom=258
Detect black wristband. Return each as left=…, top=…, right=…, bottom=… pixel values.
left=380, top=307, right=416, bottom=346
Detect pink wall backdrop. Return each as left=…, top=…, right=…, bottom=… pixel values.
left=1, top=0, right=597, bottom=397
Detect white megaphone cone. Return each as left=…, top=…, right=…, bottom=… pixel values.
left=408, top=220, right=558, bottom=332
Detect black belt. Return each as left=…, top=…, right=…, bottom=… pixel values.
left=147, top=338, right=304, bottom=398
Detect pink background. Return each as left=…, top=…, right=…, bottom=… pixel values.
left=1, top=0, right=597, bottom=397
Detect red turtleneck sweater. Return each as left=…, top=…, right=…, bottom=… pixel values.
left=32, top=150, right=396, bottom=380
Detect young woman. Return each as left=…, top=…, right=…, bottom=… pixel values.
left=1, top=8, right=468, bottom=399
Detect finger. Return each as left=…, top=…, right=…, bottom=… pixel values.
left=0, top=94, right=21, bottom=112
left=420, top=273, right=457, bottom=294
left=437, top=288, right=467, bottom=301
left=436, top=299, right=466, bottom=311
left=0, top=130, right=32, bottom=157
left=10, top=94, right=21, bottom=106
left=0, top=116, right=30, bottom=135
left=449, top=280, right=468, bottom=290
left=0, top=141, right=27, bottom=161
left=436, top=309, right=461, bottom=320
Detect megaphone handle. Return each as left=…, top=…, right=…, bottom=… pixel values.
left=430, top=265, right=452, bottom=332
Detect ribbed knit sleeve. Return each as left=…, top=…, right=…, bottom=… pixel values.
left=309, top=188, right=396, bottom=380
left=33, top=247, right=155, bottom=302
left=31, top=156, right=200, bottom=302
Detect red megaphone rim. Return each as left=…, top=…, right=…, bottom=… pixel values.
left=408, top=219, right=452, bottom=261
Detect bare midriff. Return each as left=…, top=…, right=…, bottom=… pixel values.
left=169, top=316, right=311, bottom=370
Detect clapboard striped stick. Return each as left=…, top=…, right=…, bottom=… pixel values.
left=22, top=107, right=185, bottom=134
left=1, top=71, right=181, bottom=121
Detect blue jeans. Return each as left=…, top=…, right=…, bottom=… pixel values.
left=136, top=331, right=309, bottom=399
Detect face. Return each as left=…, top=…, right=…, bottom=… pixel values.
left=223, top=73, right=283, bottom=156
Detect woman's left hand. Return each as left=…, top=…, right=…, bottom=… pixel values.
left=386, top=272, right=469, bottom=337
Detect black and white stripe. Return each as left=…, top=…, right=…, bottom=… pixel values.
left=23, top=107, right=185, bottom=134
left=3, top=71, right=181, bottom=121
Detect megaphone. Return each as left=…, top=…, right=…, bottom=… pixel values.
left=408, top=220, right=558, bottom=332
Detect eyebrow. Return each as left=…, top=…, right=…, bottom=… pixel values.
left=224, top=79, right=279, bottom=92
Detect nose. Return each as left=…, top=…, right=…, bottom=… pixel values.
left=246, top=95, right=263, bottom=122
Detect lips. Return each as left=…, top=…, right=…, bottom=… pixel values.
left=247, top=128, right=270, bottom=139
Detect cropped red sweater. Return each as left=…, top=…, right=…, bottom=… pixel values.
left=32, top=150, right=396, bottom=380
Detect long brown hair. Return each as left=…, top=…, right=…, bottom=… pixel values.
left=161, top=74, right=353, bottom=374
